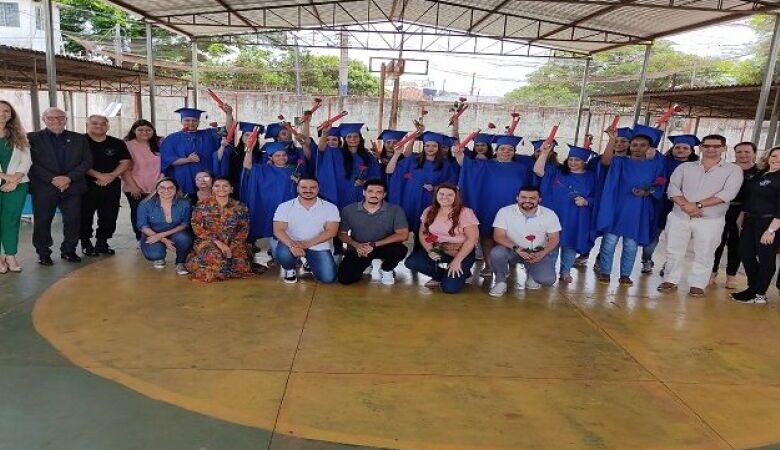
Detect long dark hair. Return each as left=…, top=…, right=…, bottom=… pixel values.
left=0, top=100, right=29, bottom=150
left=340, top=134, right=373, bottom=179
left=664, top=148, right=699, bottom=162
left=125, top=119, right=160, bottom=154
left=416, top=141, right=444, bottom=170
left=422, top=182, right=464, bottom=237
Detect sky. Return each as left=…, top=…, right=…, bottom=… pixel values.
left=310, top=20, right=760, bottom=98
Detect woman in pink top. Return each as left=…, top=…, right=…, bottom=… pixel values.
left=123, top=120, right=162, bottom=240
left=405, top=182, right=479, bottom=293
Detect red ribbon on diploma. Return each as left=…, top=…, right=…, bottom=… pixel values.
left=458, top=129, right=482, bottom=151
left=392, top=131, right=419, bottom=151
left=608, top=115, right=620, bottom=132
left=545, top=123, right=559, bottom=146
left=225, top=122, right=238, bottom=146
left=207, top=89, right=225, bottom=109
left=245, top=126, right=261, bottom=150
left=507, top=108, right=521, bottom=136
left=318, top=111, right=349, bottom=132
left=655, top=104, right=682, bottom=128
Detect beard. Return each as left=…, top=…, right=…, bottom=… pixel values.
left=520, top=202, right=537, bottom=211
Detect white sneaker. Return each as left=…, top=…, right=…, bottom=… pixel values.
left=369, top=259, right=382, bottom=280
left=283, top=269, right=298, bottom=284
left=525, top=277, right=541, bottom=290
left=489, top=281, right=507, bottom=297
left=152, top=260, right=165, bottom=269
left=380, top=270, right=395, bottom=285
left=175, top=263, right=189, bottom=276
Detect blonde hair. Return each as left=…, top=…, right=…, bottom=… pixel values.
left=0, top=100, right=29, bottom=150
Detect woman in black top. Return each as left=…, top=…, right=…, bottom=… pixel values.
left=731, top=146, right=780, bottom=304
left=712, top=142, right=760, bottom=288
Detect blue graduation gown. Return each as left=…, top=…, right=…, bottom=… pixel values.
left=240, top=163, right=298, bottom=241
left=458, top=156, right=534, bottom=236
left=532, top=161, right=561, bottom=206
left=596, top=156, right=666, bottom=246
left=316, top=148, right=381, bottom=208
left=160, top=129, right=221, bottom=194
left=260, top=142, right=312, bottom=177
left=542, top=165, right=597, bottom=254
left=388, top=157, right=459, bottom=231
left=655, top=154, right=683, bottom=232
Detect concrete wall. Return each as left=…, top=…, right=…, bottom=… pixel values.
left=0, top=88, right=766, bottom=158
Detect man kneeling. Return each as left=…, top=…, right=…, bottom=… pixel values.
left=489, top=185, right=561, bottom=297
left=337, top=179, right=410, bottom=285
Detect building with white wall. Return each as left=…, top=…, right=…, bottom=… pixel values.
left=0, top=0, right=61, bottom=53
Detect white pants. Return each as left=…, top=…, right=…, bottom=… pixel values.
left=662, top=212, right=725, bottom=289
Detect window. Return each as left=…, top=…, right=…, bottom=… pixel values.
left=0, top=2, right=20, bottom=28
left=35, top=5, right=43, bottom=30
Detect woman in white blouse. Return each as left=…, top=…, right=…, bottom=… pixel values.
left=0, top=100, right=32, bottom=273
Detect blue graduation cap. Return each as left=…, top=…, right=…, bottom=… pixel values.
left=668, top=134, right=701, bottom=148
left=567, top=145, right=595, bottom=162
left=239, top=122, right=265, bottom=134
left=174, top=108, right=206, bottom=119
left=338, top=123, right=365, bottom=137
left=474, top=134, right=496, bottom=145
left=495, top=135, right=523, bottom=148
left=632, top=124, right=663, bottom=148
left=262, top=141, right=289, bottom=156
left=417, top=131, right=450, bottom=147
left=264, top=123, right=285, bottom=139
left=531, top=139, right=557, bottom=150
left=378, top=129, right=407, bottom=141
left=616, top=127, right=633, bottom=139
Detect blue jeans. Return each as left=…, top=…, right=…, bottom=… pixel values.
left=599, top=233, right=639, bottom=277
left=559, top=246, right=578, bottom=274
left=140, top=230, right=192, bottom=264
left=274, top=242, right=337, bottom=283
left=405, top=249, right=476, bottom=294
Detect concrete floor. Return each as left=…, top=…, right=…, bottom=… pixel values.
left=3, top=207, right=780, bottom=450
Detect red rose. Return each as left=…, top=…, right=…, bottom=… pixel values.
left=403, top=172, right=412, bottom=180
left=655, top=176, right=666, bottom=186
left=525, top=234, right=536, bottom=242
left=424, top=233, right=438, bottom=244
left=421, top=109, right=429, bottom=115
left=277, top=114, right=285, bottom=120
left=314, top=97, right=322, bottom=102
left=459, top=96, right=467, bottom=102
left=297, top=159, right=305, bottom=165
left=487, top=122, right=497, bottom=129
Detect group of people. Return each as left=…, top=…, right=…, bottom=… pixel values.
left=0, top=98, right=778, bottom=303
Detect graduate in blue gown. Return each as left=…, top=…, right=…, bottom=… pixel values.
left=464, top=133, right=496, bottom=160
left=530, top=139, right=560, bottom=203
left=456, top=134, right=534, bottom=275
left=596, top=125, right=666, bottom=285
left=639, top=133, right=700, bottom=273
left=375, top=129, right=408, bottom=181
left=161, top=106, right=234, bottom=194
left=316, top=123, right=381, bottom=208
left=262, top=122, right=314, bottom=176
left=240, top=141, right=300, bottom=252
left=211, top=122, right=265, bottom=195
left=533, top=144, right=598, bottom=282
left=387, top=131, right=459, bottom=232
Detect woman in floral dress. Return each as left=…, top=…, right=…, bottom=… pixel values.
left=186, top=177, right=252, bottom=282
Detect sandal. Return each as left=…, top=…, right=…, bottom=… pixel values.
left=5, top=256, right=21, bottom=273
left=0, top=256, right=7, bottom=274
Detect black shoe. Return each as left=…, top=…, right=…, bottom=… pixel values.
left=61, top=252, right=82, bottom=263
left=95, top=241, right=115, bottom=255
left=38, top=255, right=54, bottom=266
left=730, top=289, right=756, bottom=301
left=81, top=241, right=98, bottom=257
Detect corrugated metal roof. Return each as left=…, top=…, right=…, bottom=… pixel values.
left=102, top=0, right=778, bottom=55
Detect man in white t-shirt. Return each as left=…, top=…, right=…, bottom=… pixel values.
left=489, top=185, right=561, bottom=297
left=273, top=177, right=340, bottom=284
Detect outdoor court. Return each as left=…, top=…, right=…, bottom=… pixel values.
left=3, top=208, right=780, bottom=450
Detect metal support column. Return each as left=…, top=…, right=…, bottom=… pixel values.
left=42, top=0, right=58, bottom=107
left=191, top=40, right=199, bottom=109
left=30, top=58, right=41, bottom=131
left=146, top=23, right=157, bottom=128
left=377, top=63, right=386, bottom=134
left=693, top=116, right=701, bottom=136
left=293, top=37, right=303, bottom=116
left=64, top=91, right=75, bottom=126
left=766, top=89, right=780, bottom=150
left=573, top=57, right=591, bottom=145
left=752, top=16, right=780, bottom=145
left=633, top=44, right=653, bottom=126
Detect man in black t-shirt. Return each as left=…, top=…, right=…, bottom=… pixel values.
left=81, top=115, right=131, bottom=256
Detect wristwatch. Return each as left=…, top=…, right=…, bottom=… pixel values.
left=695, top=202, right=703, bottom=209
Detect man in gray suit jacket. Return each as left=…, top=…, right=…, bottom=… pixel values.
left=27, top=107, right=92, bottom=265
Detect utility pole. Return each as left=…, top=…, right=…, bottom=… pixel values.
left=470, top=72, right=476, bottom=96
left=293, top=36, right=303, bottom=117
left=338, top=30, right=349, bottom=110
left=113, top=23, right=123, bottom=67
